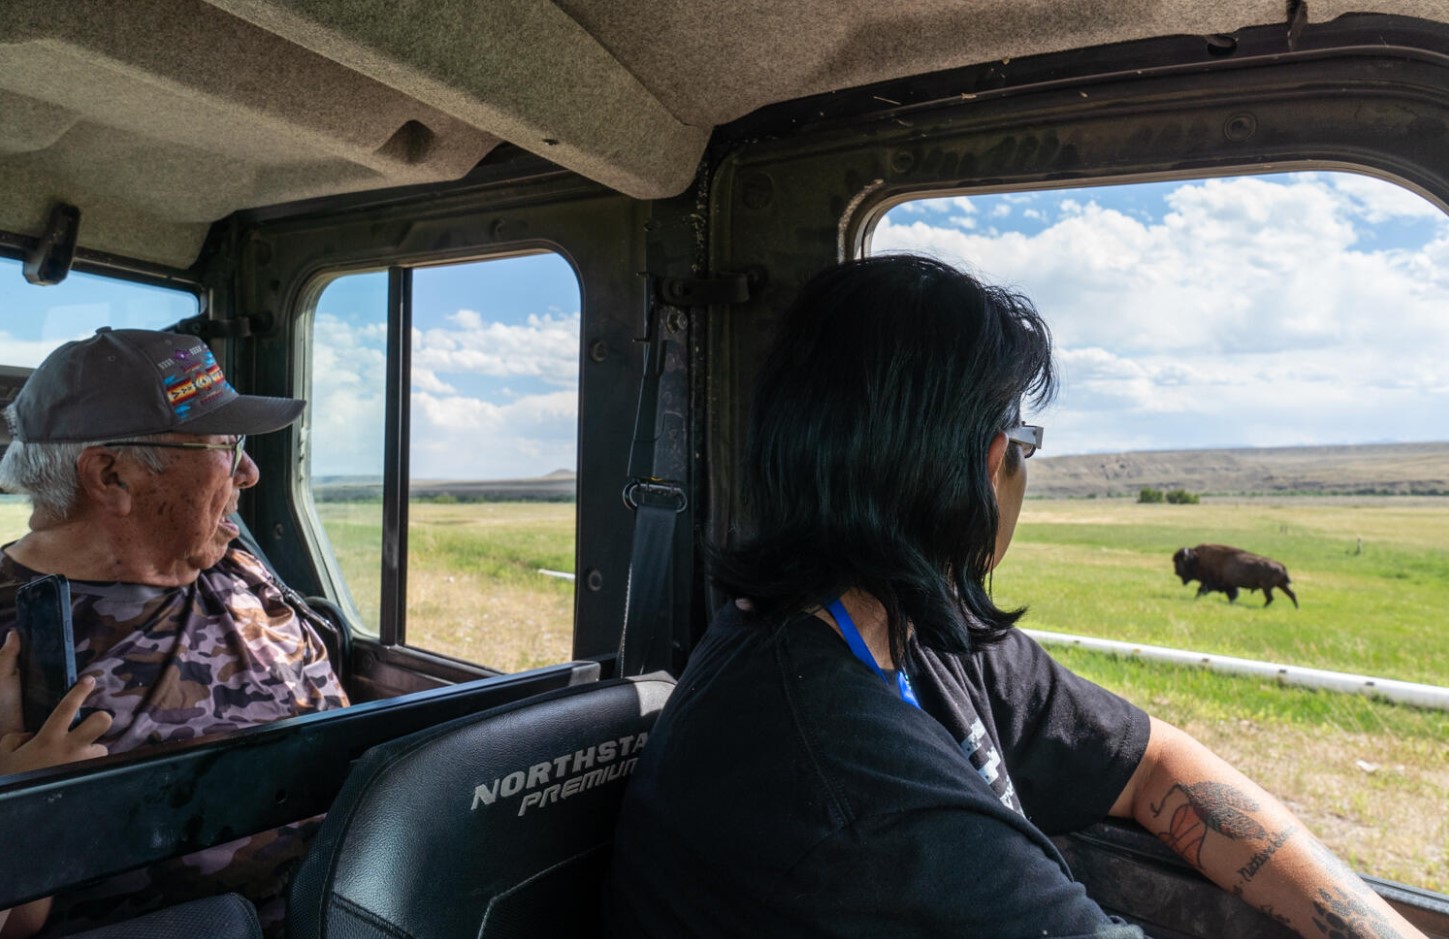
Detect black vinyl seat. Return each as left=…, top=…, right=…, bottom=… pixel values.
left=287, top=674, right=674, bottom=939
left=63, top=893, right=262, bottom=939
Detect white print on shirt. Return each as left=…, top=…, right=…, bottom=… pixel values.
left=962, top=718, right=1020, bottom=813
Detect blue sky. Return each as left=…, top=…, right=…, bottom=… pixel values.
left=4, top=170, right=1448, bottom=477
left=873, top=171, right=1449, bottom=456
left=308, top=253, right=581, bottom=480
left=0, top=253, right=582, bottom=481
left=0, top=262, right=198, bottom=359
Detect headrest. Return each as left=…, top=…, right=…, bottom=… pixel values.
left=289, top=675, right=674, bottom=939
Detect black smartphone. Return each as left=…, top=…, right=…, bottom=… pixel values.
left=14, top=574, right=78, bottom=732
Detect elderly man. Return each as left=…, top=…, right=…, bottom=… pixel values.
left=0, top=327, right=348, bottom=938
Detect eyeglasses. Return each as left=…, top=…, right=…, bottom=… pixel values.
left=1003, top=423, right=1044, bottom=459
left=101, top=436, right=248, bottom=475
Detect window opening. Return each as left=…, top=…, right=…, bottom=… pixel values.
left=303, top=253, right=581, bottom=673
left=304, top=270, right=389, bottom=633
left=0, top=258, right=199, bottom=544
left=871, top=171, right=1449, bottom=892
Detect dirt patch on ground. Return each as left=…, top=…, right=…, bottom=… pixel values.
left=405, top=569, right=574, bottom=672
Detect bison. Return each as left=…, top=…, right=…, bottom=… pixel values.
left=1172, top=543, right=1298, bottom=608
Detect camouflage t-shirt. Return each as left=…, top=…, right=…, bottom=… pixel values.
left=0, top=545, right=350, bottom=937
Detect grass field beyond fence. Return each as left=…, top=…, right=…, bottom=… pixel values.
left=996, top=496, right=1449, bottom=686
left=2, top=495, right=1444, bottom=890
left=996, top=496, right=1448, bottom=891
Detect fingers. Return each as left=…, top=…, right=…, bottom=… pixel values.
left=0, top=629, right=17, bottom=674
left=0, top=631, right=22, bottom=736
left=36, top=676, right=100, bottom=740
left=0, top=731, right=34, bottom=754
left=71, top=707, right=113, bottom=747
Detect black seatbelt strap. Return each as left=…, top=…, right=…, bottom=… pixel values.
left=617, top=271, right=755, bottom=677
left=618, top=483, right=685, bottom=677
left=617, top=275, right=688, bottom=677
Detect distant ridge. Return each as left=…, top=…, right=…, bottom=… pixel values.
left=312, top=470, right=577, bottom=503
left=309, top=446, right=1449, bottom=502
left=1028, top=442, right=1449, bottom=499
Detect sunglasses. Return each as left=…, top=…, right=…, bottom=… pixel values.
left=101, top=436, right=248, bottom=475
left=1003, top=423, right=1044, bottom=459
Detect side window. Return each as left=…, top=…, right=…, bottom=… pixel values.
left=0, top=258, right=199, bottom=544
left=871, top=172, right=1449, bottom=892
left=303, top=254, right=582, bottom=673
left=303, top=271, right=389, bottom=631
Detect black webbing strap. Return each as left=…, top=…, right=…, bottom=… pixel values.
left=616, top=271, right=753, bottom=676
left=617, top=486, right=682, bottom=677
left=617, top=274, right=688, bottom=677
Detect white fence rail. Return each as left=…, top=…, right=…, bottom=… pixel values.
left=1025, top=629, right=1449, bottom=711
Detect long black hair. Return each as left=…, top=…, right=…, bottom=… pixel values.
left=709, top=253, right=1056, bottom=664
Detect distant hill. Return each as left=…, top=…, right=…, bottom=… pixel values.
left=1028, top=442, right=1449, bottom=499
left=304, top=446, right=1449, bottom=502
left=312, top=471, right=577, bottom=502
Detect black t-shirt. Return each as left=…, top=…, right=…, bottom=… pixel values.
left=605, top=603, right=1151, bottom=938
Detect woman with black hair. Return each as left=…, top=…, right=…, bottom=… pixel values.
left=605, top=254, right=1423, bottom=939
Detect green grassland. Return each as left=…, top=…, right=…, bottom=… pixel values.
left=3, top=495, right=1445, bottom=888
left=995, top=497, right=1449, bottom=686
left=996, top=497, right=1449, bottom=890
left=313, top=500, right=578, bottom=671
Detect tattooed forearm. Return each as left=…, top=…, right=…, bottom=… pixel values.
left=1148, top=781, right=1269, bottom=868
left=1298, top=841, right=1409, bottom=938
left=1149, top=781, right=1267, bottom=839
left=1236, top=825, right=1296, bottom=884
left=1312, top=885, right=1407, bottom=939
left=1306, top=835, right=1365, bottom=885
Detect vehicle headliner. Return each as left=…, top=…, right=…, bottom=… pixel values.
left=2, top=1, right=1446, bottom=268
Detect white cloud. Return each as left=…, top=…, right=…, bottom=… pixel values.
left=410, top=389, right=577, bottom=479
left=412, top=367, right=457, bottom=395
left=450, top=309, right=484, bottom=330
left=306, top=314, right=389, bottom=477
left=1326, top=172, right=1448, bottom=223
left=305, top=309, right=582, bottom=480
left=873, top=175, right=1449, bottom=453
left=412, top=310, right=580, bottom=385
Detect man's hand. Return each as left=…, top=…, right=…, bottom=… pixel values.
left=0, top=632, right=112, bottom=939
left=0, top=630, right=24, bottom=736
left=0, top=631, right=111, bottom=776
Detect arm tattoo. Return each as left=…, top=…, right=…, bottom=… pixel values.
left=1148, top=781, right=1268, bottom=868
left=1236, top=825, right=1296, bottom=884
left=1232, top=886, right=1293, bottom=926
left=1301, top=840, right=1407, bottom=939
left=1312, top=885, right=1406, bottom=939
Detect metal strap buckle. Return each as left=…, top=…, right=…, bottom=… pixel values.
left=622, top=480, right=687, bottom=512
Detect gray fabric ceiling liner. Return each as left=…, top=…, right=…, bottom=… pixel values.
left=0, top=0, right=1444, bottom=268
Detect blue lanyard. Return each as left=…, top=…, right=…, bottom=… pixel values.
left=826, top=597, right=921, bottom=710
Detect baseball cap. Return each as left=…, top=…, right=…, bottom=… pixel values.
left=11, top=328, right=305, bottom=443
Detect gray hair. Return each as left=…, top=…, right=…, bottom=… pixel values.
left=0, top=403, right=167, bottom=522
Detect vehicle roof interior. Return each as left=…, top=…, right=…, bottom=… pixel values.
left=2, top=0, right=1446, bottom=268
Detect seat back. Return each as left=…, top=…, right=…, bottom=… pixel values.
left=65, top=893, right=262, bottom=939
left=288, top=674, right=674, bottom=939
